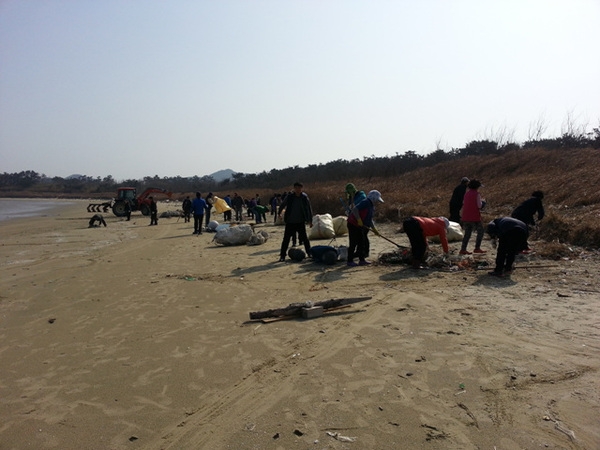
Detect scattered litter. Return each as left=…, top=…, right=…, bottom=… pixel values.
left=553, top=420, right=576, bottom=442
left=326, top=431, right=356, bottom=442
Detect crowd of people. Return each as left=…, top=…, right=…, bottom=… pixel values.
left=93, top=178, right=544, bottom=279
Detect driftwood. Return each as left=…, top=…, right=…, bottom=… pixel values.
left=249, top=296, right=372, bottom=320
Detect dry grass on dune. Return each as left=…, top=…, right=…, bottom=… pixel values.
left=221, top=147, right=600, bottom=248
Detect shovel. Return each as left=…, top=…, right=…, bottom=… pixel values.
left=368, top=227, right=407, bottom=249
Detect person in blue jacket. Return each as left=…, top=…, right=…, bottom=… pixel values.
left=346, top=190, right=384, bottom=267
left=191, top=192, right=207, bottom=234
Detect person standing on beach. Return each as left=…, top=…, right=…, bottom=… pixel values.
left=182, top=196, right=192, bottom=223
left=449, top=177, right=469, bottom=224
left=270, top=194, right=281, bottom=223
left=486, top=217, right=529, bottom=277
left=346, top=190, right=384, bottom=267
left=191, top=192, right=206, bottom=234
left=403, top=216, right=450, bottom=269
left=149, top=197, right=158, bottom=226
left=124, top=201, right=131, bottom=221
left=345, top=182, right=369, bottom=255
left=278, top=182, right=313, bottom=262
left=204, top=192, right=214, bottom=227
left=223, top=194, right=232, bottom=222
left=344, top=183, right=366, bottom=211
left=459, top=179, right=486, bottom=255
left=232, top=193, right=244, bottom=222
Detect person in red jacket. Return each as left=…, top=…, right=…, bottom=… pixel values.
left=459, top=179, right=486, bottom=255
left=403, top=216, right=450, bottom=269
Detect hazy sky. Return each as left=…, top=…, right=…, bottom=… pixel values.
left=1, top=1, right=598, bottom=181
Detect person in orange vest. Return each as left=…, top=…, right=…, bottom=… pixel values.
left=403, top=216, right=450, bottom=269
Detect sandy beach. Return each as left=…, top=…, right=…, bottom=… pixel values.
left=0, top=200, right=598, bottom=449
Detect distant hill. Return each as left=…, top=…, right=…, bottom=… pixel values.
left=209, top=169, right=236, bottom=182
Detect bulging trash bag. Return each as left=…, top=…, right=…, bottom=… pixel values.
left=214, top=224, right=253, bottom=246
left=332, top=216, right=348, bottom=236
left=430, top=220, right=464, bottom=243
left=207, top=220, right=219, bottom=231
left=247, top=230, right=269, bottom=246
left=247, top=234, right=266, bottom=245
left=308, top=214, right=335, bottom=239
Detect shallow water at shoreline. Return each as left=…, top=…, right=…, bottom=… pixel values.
left=0, top=199, right=76, bottom=222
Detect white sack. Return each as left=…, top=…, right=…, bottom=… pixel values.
left=214, top=224, right=253, bottom=246
left=332, top=216, right=348, bottom=236
left=308, top=214, right=335, bottom=239
left=430, top=220, right=464, bottom=243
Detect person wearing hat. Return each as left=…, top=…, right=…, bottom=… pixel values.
left=403, top=216, right=450, bottom=269
left=344, top=183, right=366, bottom=212
left=486, top=217, right=529, bottom=277
left=345, top=183, right=368, bottom=255
left=459, top=179, right=486, bottom=255
left=449, top=177, right=469, bottom=223
left=346, top=190, right=384, bottom=267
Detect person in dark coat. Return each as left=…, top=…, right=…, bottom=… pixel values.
left=449, top=177, right=469, bottom=223
left=149, top=197, right=158, bottom=225
left=231, top=193, right=244, bottom=222
left=486, top=217, right=529, bottom=277
left=182, top=196, right=192, bottom=223
left=278, top=182, right=313, bottom=262
left=511, top=191, right=545, bottom=226
left=124, top=201, right=131, bottom=221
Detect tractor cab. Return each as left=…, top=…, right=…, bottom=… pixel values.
left=117, top=188, right=137, bottom=202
